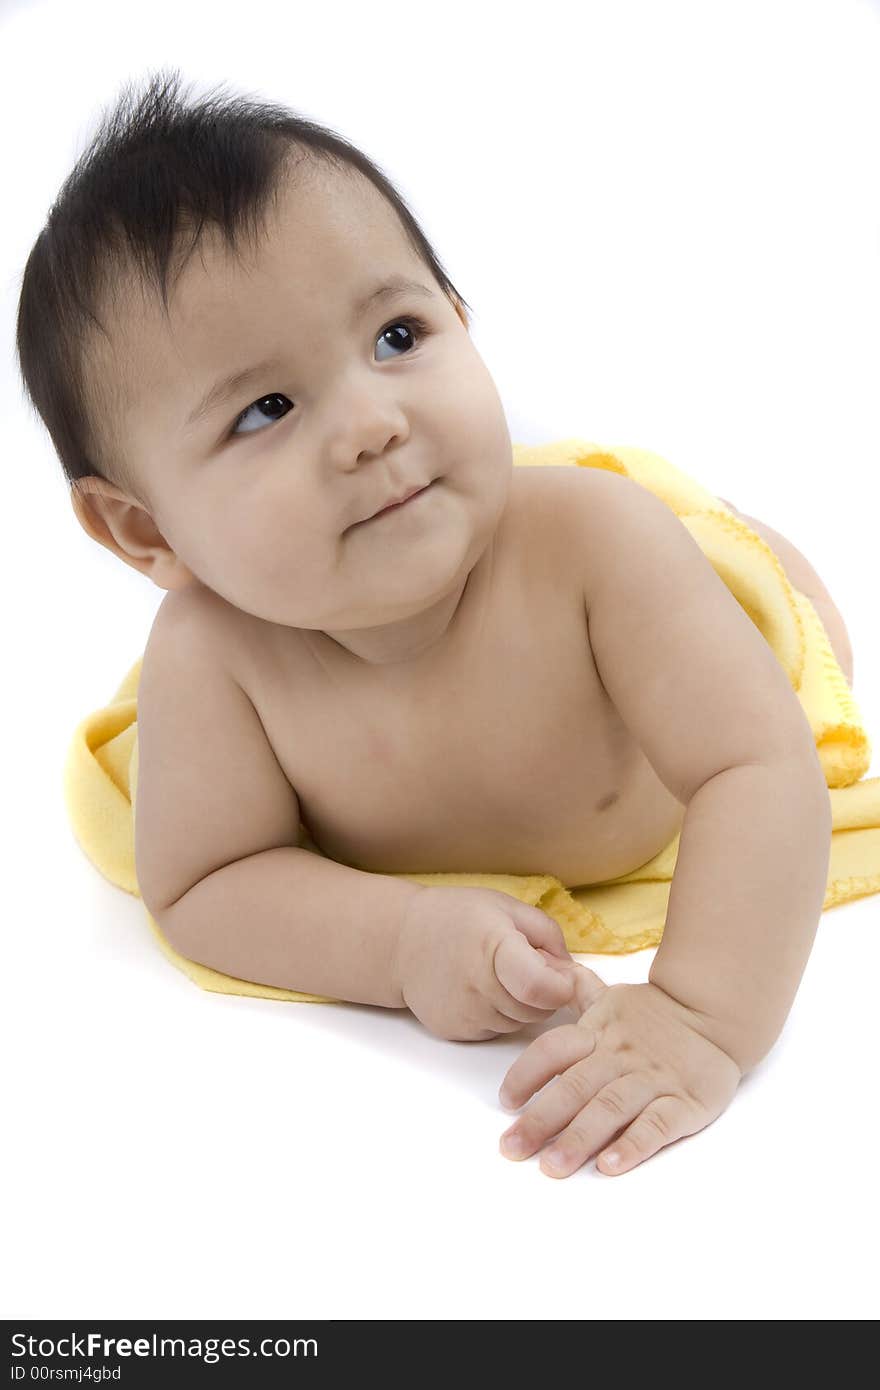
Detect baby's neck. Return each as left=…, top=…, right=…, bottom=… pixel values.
left=314, top=542, right=495, bottom=671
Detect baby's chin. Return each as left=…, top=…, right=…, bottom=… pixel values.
left=320, top=578, right=468, bottom=631
left=314, top=553, right=478, bottom=635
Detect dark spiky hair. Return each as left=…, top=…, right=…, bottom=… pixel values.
left=14, top=67, right=471, bottom=508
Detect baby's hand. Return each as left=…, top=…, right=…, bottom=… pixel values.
left=498, top=966, right=743, bottom=1177
left=394, top=886, right=577, bottom=1042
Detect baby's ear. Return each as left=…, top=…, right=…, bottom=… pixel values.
left=69, top=477, right=196, bottom=592
left=451, top=294, right=470, bottom=332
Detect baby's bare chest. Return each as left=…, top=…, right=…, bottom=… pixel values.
left=243, top=540, right=684, bottom=888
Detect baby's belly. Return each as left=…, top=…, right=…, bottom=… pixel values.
left=305, top=781, right=682, bottom=887
left=295, top=700, right=686, bottom=888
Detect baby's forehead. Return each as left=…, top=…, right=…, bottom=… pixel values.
left=115, top=165, right=411, bottom=324
left=93, top=182, right=423, bottom=411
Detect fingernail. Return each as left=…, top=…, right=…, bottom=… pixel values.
left=500, top=1130, right=526, bottom=1158
left=542, top=1146, right=566, bottom=1170
left=499, top=1090, right=517, bottom=1111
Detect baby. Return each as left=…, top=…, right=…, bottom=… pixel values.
left=19, top=73, right=849, bottom=1179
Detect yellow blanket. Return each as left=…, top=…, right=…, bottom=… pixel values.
left=62, top=439, right=880, bottom=1005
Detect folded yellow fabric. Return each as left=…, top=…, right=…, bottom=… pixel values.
left=62, top=439, right=880, bottom=1005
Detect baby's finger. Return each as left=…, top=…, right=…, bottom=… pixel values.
left=535, top=948, right=580, bottom=978
left=501, top=1056, right=646, bottom=1164
left=504, top=901, right=572, bottom=961
left=498, top=1022, right=598, bottom=1110
left=470, top=1008, right=528, bottom=1037
left=493, top=990, right=570, bottom=1025
left=494, top=933, right=576, bottom=1011
left=570, top=963, right=608, bottom=1013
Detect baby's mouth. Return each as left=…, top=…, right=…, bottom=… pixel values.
left=347, top=478, right=439, bottom=530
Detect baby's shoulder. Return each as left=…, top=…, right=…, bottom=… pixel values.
left=145, top=583, right=258, bottom=688
left=510, top=460, right=627, bottom=528
left=508, top=462, right=628, bottom=590
left=149, top=583, right=233, bottom=646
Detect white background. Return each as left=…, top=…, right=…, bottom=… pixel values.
left=1, top=0, right=878, bottom=1322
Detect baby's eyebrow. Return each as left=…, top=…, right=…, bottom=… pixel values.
left=182, top=274, right=436, bottom=431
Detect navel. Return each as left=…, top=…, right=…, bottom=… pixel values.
left=595, top=790, right=620, bottom=813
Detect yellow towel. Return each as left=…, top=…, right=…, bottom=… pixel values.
left=62, top=439, right=880, bottom=1006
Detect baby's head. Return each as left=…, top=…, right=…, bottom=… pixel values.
left=16, top=71, right=512, bottom=649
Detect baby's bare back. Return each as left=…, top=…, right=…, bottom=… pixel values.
left=227, top=465, right=685, bottom=887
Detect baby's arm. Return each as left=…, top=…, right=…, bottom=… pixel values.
left=136, top=592, right=421, bottom=1006
left=499, top=761, right=829, bottom=1178
left=498, top=747, right=830, bottom=1180
left=159, top=843, right=423, bottom=1008
left=587, top=475, right=831, bottom=1069
left=497, top=478, right=831, bottom=1178
left=647, top=759, right=830, bottom=1072
left=157, top=840, right=575, bottom=1027
left=137, top=591, right=574, bottom=1021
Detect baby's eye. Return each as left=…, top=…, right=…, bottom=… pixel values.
left=228, top=314, right=430, bottom=438
left=374, top=315, right=429, bottom=363
left=229, top=391, right=292, bottom=437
